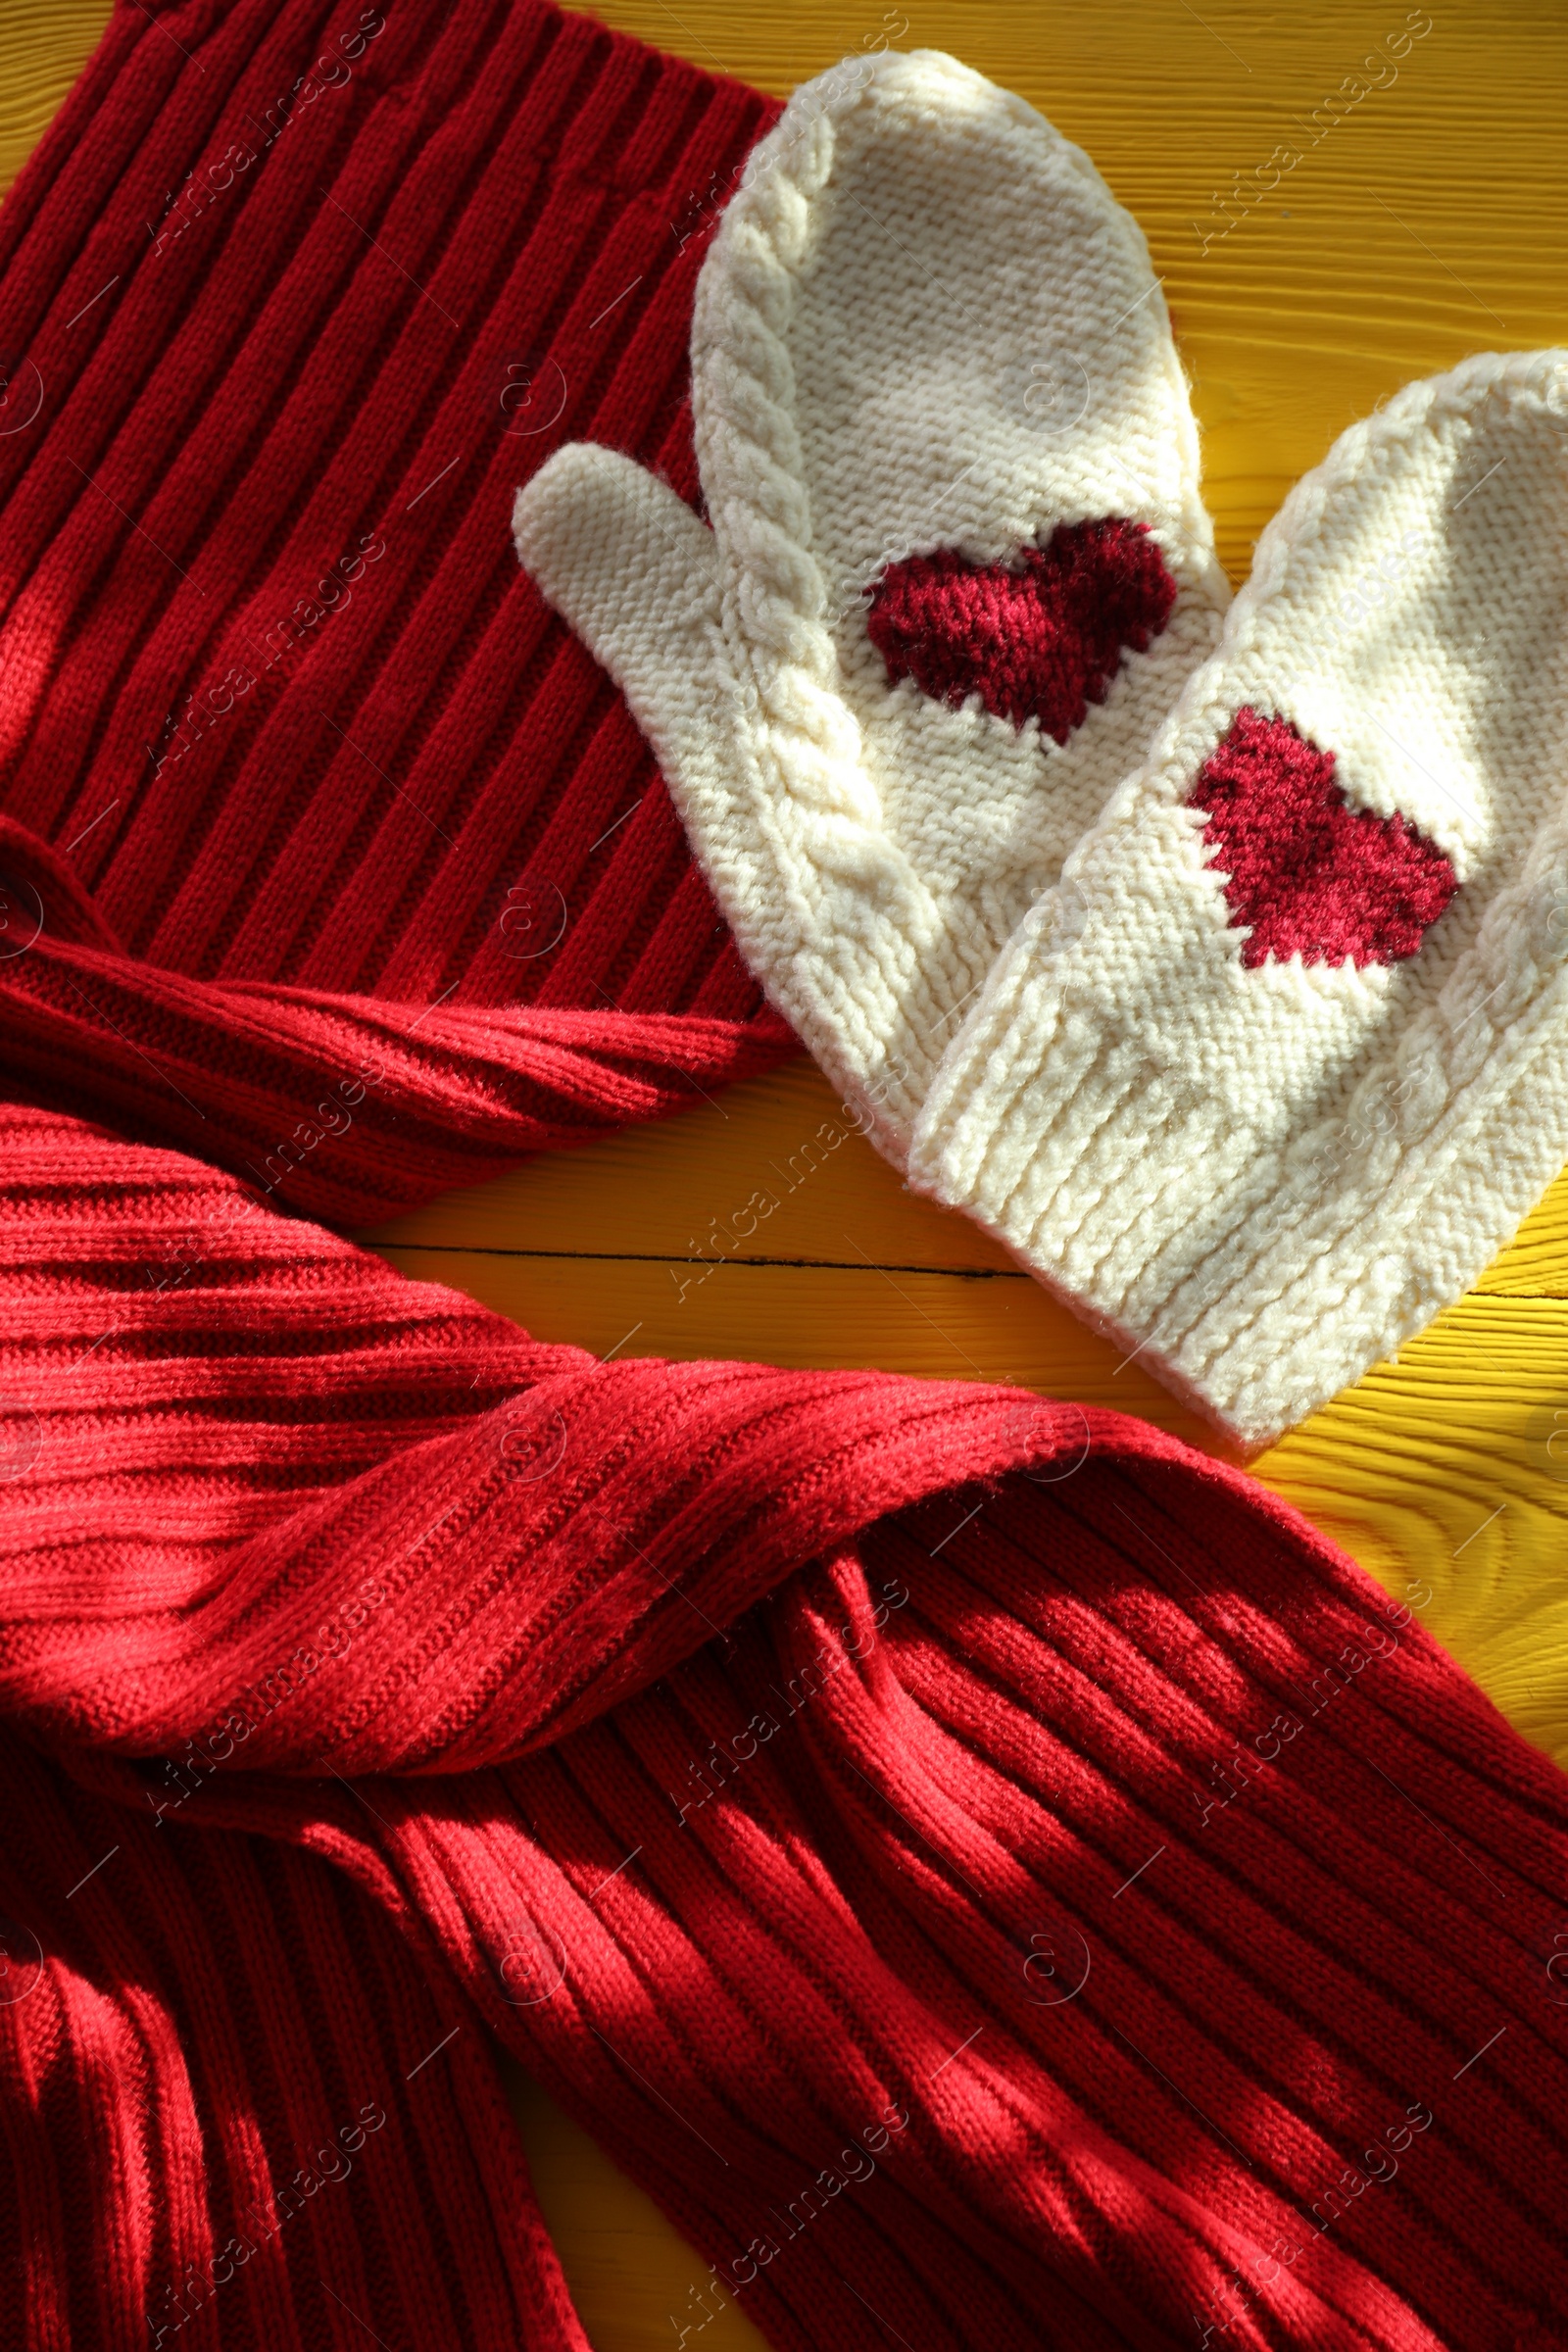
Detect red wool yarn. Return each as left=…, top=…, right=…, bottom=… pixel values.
left=3, top=1731, right=595, bottom=2352
left=1190, top=707, right=1458, bottom=967
left=0, top=810, right=792, bottom=1223
left=865, top=520, right=1179, bottom=745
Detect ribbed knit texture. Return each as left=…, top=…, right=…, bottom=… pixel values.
left=3, top=1732, right=592, bottom=2352
left=0, top=0, right=799, bottom=1178
left=6, top=1096, right=1568, bottom=2351
left=0, top=810, right=792, bottom=1221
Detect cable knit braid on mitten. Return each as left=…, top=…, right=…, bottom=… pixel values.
left=515, top=50, right=1229, bottom=1165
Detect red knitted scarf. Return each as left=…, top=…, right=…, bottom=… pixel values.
left=7, top=1099, right=1568, bottom=2352
left=0, top=0, right=795, bottom=1208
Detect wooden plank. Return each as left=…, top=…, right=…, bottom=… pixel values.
left=505, top=2055, right=769, bottom=2350
left=572, top=0, right=1568, bottom=581
left=361, top=1058, right=1014, bottom=1272
left=1475, top=1168, right=1568, bottom=1294
left=362, top=1057, right=1568, bottom=1291
left=0, top=0, right=109, bottom=196
left=368, top=1239, right=1220, bottom=1439
left=1257, top=1297, right=1568, bottom=1773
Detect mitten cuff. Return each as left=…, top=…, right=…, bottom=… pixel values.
left=911, top=945, right=1568, bottom=1450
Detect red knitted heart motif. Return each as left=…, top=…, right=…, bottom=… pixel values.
left=1190, top=707, right=1458, bottom=967
left=864, top=518, right=1177, bottom=744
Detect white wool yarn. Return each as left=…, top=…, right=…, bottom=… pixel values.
left=513, top=48, right=1228, bottom=1167
left=909, top=349, right=1568, bottom=1450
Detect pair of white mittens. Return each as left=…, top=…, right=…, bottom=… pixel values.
left=514, top=48, right=1568, bottom=1451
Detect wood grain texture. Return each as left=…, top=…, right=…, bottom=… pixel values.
left=0, top=0, right=106, bottom=197
left=570, top=0, right=1568, bottom=577
left=7, top=3, right=1568, bottom=2346
left=505, top=2064, right=769, bottom=2350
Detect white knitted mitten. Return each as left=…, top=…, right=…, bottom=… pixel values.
left=513, top=48, right=1228, bottom=1166
left=909, top=350, right=1568, bottom=1449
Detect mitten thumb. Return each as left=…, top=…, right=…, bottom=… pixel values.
left=513, top=444, right=723, bottom=783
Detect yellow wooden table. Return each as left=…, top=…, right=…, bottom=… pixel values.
left=6, top=5, right=1568, bottom=2345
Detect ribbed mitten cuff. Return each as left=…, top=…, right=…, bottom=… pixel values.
left=914, top=927, right=1568, bottom=1447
